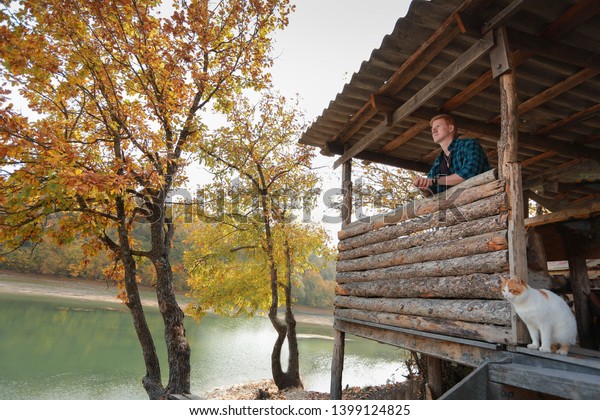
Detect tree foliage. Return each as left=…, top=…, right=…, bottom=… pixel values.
left=354, top=162, right=421, bottom=215
left=0, top=0, right=291, bottom=399
left=186, top=90, right=332, bottom=389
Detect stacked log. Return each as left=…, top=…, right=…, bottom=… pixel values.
left=334, top=169, right=515, bottom=345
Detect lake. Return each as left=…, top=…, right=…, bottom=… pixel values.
left=0, top=274, right=408, bottom=399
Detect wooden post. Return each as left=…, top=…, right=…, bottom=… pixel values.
left=494, top=26, right=529, bottom=343
left=426, top=356, right=443, bottom=399
left=341, top=153, right=352, bottom=228
left=331, top=153, right=352, bottom=399
left=565, top=229, right=596, bottom=349
left=330, top=329, right=345, bottom=399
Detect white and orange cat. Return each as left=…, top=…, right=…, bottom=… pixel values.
left=501, top=275, right=577, bottom=355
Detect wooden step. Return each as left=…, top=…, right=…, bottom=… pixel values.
left=488, top=363, right=600, bottom=399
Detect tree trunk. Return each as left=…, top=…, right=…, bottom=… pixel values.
left=262, top=191, right=303, bottom=390
left=150, top=201, right=191, bottom=397
left=283, top=237, right=302, bottom=389
left=113, top=197, right=164, bottom=399
left=122, top=253, right=164, bottom=399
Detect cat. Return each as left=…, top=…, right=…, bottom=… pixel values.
left=501, top=275, right=577, bottom=355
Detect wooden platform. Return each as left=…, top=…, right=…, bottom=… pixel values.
left=441, top=347, right=600, bottom=400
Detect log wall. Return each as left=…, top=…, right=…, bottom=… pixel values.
left=334, top=169, right=516, bottom=345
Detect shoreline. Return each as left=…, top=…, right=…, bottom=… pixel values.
left=0, top=269, right=334, bottom=326
left=0, top=269, right=415, bottom=400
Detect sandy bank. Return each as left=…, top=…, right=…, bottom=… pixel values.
left=0, top=269, right=333, bottom=326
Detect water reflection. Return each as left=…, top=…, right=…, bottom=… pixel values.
left=0, top=293, right=407, bottom=399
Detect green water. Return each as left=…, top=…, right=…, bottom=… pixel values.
left=0, top=290, right=407, bottom=399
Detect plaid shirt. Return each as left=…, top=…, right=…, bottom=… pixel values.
left=427, top=137, right=491, bottom=194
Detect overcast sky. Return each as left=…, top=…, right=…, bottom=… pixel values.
left=271, top=0, right=411, bottom=122
left=268, top=1, right=413, bottom=239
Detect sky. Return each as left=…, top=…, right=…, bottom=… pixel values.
left=271, top=0, right=411, bottom=122
left=267, top=0, right=413, bottom=239
left=6, top=1, right=415, bottom=243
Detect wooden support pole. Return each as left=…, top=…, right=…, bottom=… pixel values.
left=332, top=147, right=351, bottom=400
left=495, top=26, right=529, bottom=344
left=330, top=330, right=345, bottom=399
left=341, top=152, right=352, bottom=228
left=427, top=356, right=443, bottom=400
left=565, top=230, right=597, bottom=349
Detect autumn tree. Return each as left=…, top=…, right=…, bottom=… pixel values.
left=0, top=0, right=291, bottom=399
left=354, top=162, right=421, bottom=216
left=186, top=91, right=330, bottom=390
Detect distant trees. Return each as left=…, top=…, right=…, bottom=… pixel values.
left=185, top=91, right=332, bottom=390
left=0, top=0, right=292, bottom=399
left=0, top=223, right=335, bottom=305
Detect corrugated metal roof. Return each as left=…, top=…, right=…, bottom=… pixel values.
left=299, top=0, right=600, bottom=208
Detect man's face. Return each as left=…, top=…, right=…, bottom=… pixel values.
left=431, top=118, right=454, bottom=144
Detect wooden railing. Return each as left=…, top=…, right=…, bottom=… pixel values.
left=334, top=169, right=517, bottom=345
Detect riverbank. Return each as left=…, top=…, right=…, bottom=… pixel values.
left=1, top=269, right=418, bottom=400
left=203, top=378, right=421, bottom=400
left=0, top=269, right=334, bottom=326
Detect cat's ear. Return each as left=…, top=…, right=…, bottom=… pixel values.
left=513, top=275, right=526, bottom=286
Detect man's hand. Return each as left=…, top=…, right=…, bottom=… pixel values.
left=413, top=176, right=433, bottom=197
left=413, top=176, right=433, bottom=189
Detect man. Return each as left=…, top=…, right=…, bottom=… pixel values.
left=413, top=114, right=490, bottom=197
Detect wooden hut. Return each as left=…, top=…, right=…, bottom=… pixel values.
left=298, top=0, right=600, bottom=399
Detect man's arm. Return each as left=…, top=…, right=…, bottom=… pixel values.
left=437, top=173, right=464, bottom=187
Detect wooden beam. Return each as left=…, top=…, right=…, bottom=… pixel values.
left=522, top=158, right=587, bottom=190
left=579, top=132, right=600, bottom=145
left=336, top=230, right=508, bottom=273
left=507, top=28, right=600, bottom=71
left=333, top=32, right=495, bottom=169
left=480, top=0, right=528, bottom=35
left=336, top=250, right=509, bottom=284
left=332, top=102, right=378, bottom=145
left=409, top=108, right=600, bottom=163
left=441, top=1, right=600, bottom=112
left=377, top=16, right=462, bottom=96
left=524, top=201, right=600, bottom=228
left=338, top=214, right=507, bottom=260
left=334, top=319, right=502, bottom=367
left=379, top=121, right=429, bottom=153
left=520, top=132, right=600, bottom=162
left=336, top=309, right=513, bottom=345
left=539, top=0, right=600, bottom=39
left=534, top=102, right=600, bottom=136
left=340, top=172, right=503, bottom=239
left=489, top=26, right=513, bottom=78
left=526, top=190, right=562, bottom=212
left=335, top=273, right=505, bottom=300
left=326, top=142, right=431, bottom=172
left=328, top=3, right=469, bottom=145
left=489, top=68, right=600, bottom=124
left=520, top=151, right=558, bottom=169
left=370, top=94, right=400, bottom=126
